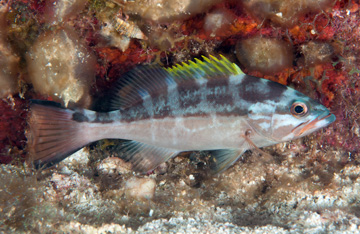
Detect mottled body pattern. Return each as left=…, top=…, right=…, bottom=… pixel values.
left=28, top=56, right=335, bottom=173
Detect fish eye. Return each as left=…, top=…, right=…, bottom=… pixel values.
left=290, top=102, right=308, bottom=117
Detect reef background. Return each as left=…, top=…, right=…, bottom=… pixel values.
left=0, top=0, right=360, bottom=233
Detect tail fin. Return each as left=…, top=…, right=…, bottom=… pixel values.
left=27, top=100, right=91, bottom=169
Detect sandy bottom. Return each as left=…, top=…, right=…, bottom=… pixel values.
left=1, top=138, right=359, bottom=233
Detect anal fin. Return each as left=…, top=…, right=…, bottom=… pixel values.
left=118, top=141, right=179, bottom=172
left=209, top=149, right=246, bottom=174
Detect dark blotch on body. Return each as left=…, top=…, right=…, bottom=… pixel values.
left=239, top=75, right=286, bottom=103
left=177, top=80, right=202, bottom=109
left=72, top=112, right=89, bottom=122
left=94, top=112, right=114, bottom=123
left=152, top=95, right=172, bottom=119
left=121, top=105, right=151, bottom=122
left=206, top=78, right=233, bottom=106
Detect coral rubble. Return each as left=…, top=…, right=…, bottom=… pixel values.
left=125, top=177, right=156, bottom=200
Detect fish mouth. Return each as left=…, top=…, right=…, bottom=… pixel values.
left=292, top=112, right=336, bottom=137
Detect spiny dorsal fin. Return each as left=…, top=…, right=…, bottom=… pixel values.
left=166, top=55, right=243, bottom=79
left=110, top=55, right=243, bottom=110
left=110, top=65, right=171, bottom=110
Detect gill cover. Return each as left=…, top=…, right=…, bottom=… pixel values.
left=247, top=84, right=335, bottom=143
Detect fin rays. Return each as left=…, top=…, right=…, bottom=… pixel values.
left=209, top=149, right=246, bottom=174
left=110, top=66, right=170, bottom=110
left=117, top=141, right=179, bottom=172
left=27, top=101, right=94, bottom=168
left=110, top=55, right=244, bottom=111
left=166, top=55, right=243, bottom=80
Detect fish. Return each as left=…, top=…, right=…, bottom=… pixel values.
left=26, top=55, right=336, bottom=173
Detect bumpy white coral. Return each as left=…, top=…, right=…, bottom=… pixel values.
left=242, top=0, right=333, bottom=26
left=26, top=28, right=96, bottom=106
left=236, top=36, right=293, bottom=75
left=0, top=4, right=19, bottom=98
left=44, top=0, right=88, bottom=25
left=114, top=0, right=222, bottom=23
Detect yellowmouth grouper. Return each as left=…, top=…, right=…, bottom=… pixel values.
left=27, top=55, right=335, bottom=173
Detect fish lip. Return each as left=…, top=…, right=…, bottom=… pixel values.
left=292, top=112, right=336, bottom=136
left=318, top=112, right=333, bottom=121
left=316, top=112, right=336, bottom=123
left=298, top=112, right=335, bottom=136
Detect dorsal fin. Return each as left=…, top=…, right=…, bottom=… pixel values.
left=166, top=55, right=243, bottom=79
left=110, top=65, right=171, bottom=110
left=110, top=55, right=244, bottom=110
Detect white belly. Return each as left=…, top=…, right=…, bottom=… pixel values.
left=87, top=116, right=255, bottom=150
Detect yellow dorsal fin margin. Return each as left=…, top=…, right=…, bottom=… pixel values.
left=165, top=55, right=244, bottom=80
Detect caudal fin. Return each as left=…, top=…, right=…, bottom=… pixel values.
left=27, top=100, right=91, bottom=169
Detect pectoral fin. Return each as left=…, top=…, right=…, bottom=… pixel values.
left=118, top=141, right=179, bottom=172
left=209, top=149, right=247, bottom=174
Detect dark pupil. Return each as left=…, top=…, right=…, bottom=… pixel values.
left=294, top=105, right=304, bottom=114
